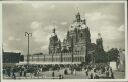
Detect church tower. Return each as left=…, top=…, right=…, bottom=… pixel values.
left=95, top=33, right=107, bottom=63
left=96, top=33, right=104, bottom=52
left=76, top=12, right=81, bottom=22
left=49, top=28, right=61, bottom=54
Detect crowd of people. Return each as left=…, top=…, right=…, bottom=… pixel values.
left=3, top=63, right=114, bottom=79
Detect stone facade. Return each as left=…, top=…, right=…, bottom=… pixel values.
left=24, top=12, right=104, bottom=64
left=48, top=12, right=94, bottom=63
left=25, top=52, right=85, bottom=63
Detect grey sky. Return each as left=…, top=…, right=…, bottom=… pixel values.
left=3, top=3, right=125, bottom=55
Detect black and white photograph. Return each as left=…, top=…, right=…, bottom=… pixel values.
left=1, top=1, right=127, bottom=80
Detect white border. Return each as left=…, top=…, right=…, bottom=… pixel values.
left=0, top=1, right=127, bottom=82
left=0, top=1, right=128, bottom=3
left=124, top=1, right=128, bottom=81
left=0, top=2, right=2, bottom=82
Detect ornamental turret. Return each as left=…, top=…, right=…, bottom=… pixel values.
left=96, top=33, right=104, bottom=52
left=49, top=28, right=61, bottom=54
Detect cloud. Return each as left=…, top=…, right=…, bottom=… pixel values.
left=30, top=21, right=44, bottom=42
left=8, top=36, right=21, bottom=42
left=31, top=21, right=42, bottom=30
left=102, top=26, right=120, bottom=40
left=31, top=24, right=56, bottom=53
left=84, top=11, right=125, bottom=51
left=31, top=23, right=57, bottom=43
left=61, top=22, right=68, bottom=25
left=84, top=12, right=121, bottom=41
left=31, top=3, right=56, bottom=9
left=44, top=25, right=58, bottom=31
left=30, top=21, right=50, bottom=43
left=85, top=12, right=116, bottom=21
left=2, top=42, right=21, bottom=52
left=32, top=29, right=45, bottom=42
left=118, top=25, right=125, bottom=32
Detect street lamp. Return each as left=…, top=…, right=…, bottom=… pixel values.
left=71, top=36, right=74, bottom=62
left=25, top=32, right=32, bottom=65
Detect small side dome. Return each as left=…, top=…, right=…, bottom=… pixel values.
left=69, top=24, right=75, bottom=31
left=51, top=32, right=57, bottom=37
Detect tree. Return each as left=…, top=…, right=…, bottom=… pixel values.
left=95, top=51, right=108, bottom=63
left=107, top=48, right=119, bottom=62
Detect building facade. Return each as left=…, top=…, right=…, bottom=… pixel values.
left=48, top=12, right=98, bottom=63
left=24, top=12, right=105, bottom=64
left=3, top=52, right=22, bottom=63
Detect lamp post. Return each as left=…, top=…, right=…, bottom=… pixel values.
left=25, top=32, right=32, bottom=65
left=71, top=36, right=74, bottom=62
left=60, top=45, right=62, bottom=62
left=107, top=46, right=109, bottom=63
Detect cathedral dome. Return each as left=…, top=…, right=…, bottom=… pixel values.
left=51, top=32, right=57, bottom=37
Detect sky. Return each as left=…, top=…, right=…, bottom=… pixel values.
left=2, top=2, right=125, bottom=55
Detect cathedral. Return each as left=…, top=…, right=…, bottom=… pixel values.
left=23, top=11, right=105, bottom=64
left=48, top=11, right=104, bottom=63
left=49, top=12, right=91, bottom=54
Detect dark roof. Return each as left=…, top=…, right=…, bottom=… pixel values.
left=3, top=52, right=21, bottom=55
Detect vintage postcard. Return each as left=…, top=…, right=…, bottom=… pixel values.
left=0, top=1, right=127, bottom=82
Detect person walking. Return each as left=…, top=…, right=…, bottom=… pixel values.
left=12, top=67, right=16, bottom=79
left=52, top=71, right=55, bottom=79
